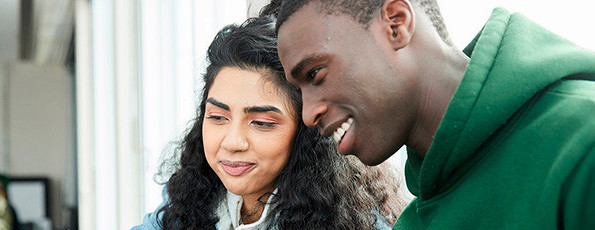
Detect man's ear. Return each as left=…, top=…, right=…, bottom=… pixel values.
left=382, top=0, right=414, bottom=50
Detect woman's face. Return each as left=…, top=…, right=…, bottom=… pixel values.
left=203, top=66, right=297, bottom=197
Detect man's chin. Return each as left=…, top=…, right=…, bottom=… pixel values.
left=353, top=151, right=389, bottom=166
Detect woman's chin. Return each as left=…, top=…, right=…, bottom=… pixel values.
left=223, top=184, right=250, bottom=196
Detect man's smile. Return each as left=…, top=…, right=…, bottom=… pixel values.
left=332, top=117, right=353, bottom=144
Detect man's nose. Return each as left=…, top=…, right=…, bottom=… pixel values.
left=221, top=124, right=249, bottom=153
left=302, top=93, right=328, bottom=128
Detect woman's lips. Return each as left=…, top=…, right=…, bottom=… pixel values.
left=220, top=160, right=256, bottom=176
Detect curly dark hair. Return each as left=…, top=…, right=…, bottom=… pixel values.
left=155, top=15, right=406, bottom=229
left=273, top=0, right=452, bottom=45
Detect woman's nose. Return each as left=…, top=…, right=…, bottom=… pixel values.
left=220, top=125, right=249, bottom=153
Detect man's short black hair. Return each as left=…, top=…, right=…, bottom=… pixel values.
left=276, top=0, right=384, bottom=31
left=274, top=0, right=452, bottom=45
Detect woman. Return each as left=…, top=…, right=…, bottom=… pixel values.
left=133, top=15, right=406, bottom=230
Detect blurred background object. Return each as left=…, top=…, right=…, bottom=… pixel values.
left=0, top=175, right=15, bottom=230
left=1, top=0, right=76, bottom=229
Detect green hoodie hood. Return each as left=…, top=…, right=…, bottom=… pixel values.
left=405, top=8, right=595, bottom=199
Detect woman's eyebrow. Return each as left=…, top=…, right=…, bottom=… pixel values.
left=244, top=105, right=282, bottom=115
left=206, top=98, right=229, bottom=111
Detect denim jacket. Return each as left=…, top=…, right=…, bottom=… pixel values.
left=131, top=188, right=392, bottom=230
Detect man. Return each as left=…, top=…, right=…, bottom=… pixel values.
left=273, top=0, right=595, bottom=229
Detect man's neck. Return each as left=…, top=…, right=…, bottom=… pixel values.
left=408, top=45, right=469, bottom=157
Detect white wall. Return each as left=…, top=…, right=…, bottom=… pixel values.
left=439, top=0, right=595, bottom=51
left=0, top=0, right=19, bottom=64
left=74, top=0, right=143, bottom=229
left=0, top=0, right=19, bottom=173
left=0, top=65, right=7, bottom=173
left=247, top=0, right=269, bottom=17
left=4, top=61, right=75, bottom=228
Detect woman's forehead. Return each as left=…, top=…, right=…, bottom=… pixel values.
left=209, top=67, right=297, bottom=116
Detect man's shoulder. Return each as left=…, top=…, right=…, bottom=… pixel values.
left=538, top=77, right=595, bottom=116
left=547, top=75, right=595, bottom=100
left=529, top=76, right=595, bottom=168
left=507, top=75, right=595, bottom=156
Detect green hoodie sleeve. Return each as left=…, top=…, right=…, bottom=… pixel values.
left=560, top=146, right=595, bottom=229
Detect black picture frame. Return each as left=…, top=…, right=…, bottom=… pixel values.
left=7, top=177, right=51, bottom=220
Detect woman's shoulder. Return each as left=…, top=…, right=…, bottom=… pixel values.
left=131, top=212, right=162, bottom=230
left=131, top=187, right=168, bottom=230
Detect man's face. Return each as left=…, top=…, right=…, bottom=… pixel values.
left=277, top=3, right=420, bottom=165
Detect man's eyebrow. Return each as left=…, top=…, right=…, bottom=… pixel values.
left=206, top=98, right=229, bottom=111
left=289, top=54, right=326, bottom=79
left=244, top=105, right=283, bottom=115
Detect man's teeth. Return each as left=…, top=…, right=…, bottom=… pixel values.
left=332, top=118, right=354, bottom=143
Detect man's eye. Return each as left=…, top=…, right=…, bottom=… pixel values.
left=307, top=68, right=321, bottom=80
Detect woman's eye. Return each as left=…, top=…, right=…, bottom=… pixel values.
left=206, top=116, right=227, bottom=123
left=252, top=120, right=277, bottom=128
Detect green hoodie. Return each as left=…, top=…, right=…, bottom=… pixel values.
left=394, top=8, right=595, bottom=229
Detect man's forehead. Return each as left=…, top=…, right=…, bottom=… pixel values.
left=278, top=2, right=326, bottom=35
left=277, top=5, right=328, bottom=65
left=278, top=2, right=367, bottom=42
